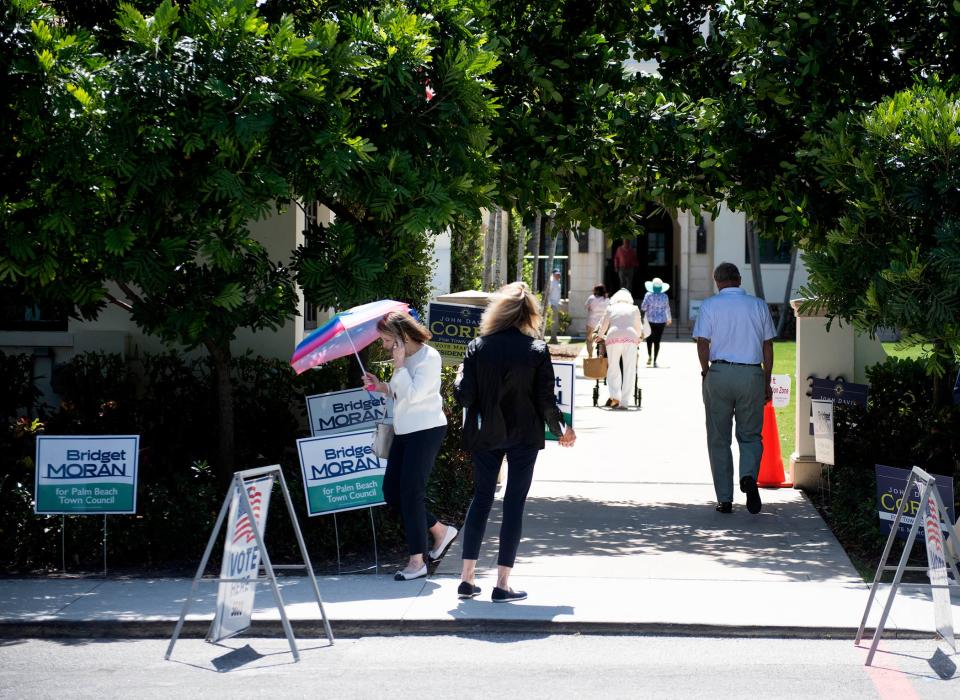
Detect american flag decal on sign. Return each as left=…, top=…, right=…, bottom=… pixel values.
left=208, top=473, right=276, bottom=643
left=232, top=486, right=263, bottom=544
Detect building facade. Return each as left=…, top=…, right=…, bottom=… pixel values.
left=560, top=206, right=809, bottom=336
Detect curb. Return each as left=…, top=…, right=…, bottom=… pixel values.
left=0, top=619, right=937, bottom=641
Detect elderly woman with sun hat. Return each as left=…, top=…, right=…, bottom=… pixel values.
left=640, top=277, right=672, bottom=367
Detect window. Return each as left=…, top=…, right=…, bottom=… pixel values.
left=0, top=291, right=68, bottom=331
left=525, top=220, right=569, bottom=296
left=744, top=223, right=792, bottom=264
left=647, top=231, right=667, bottom=266
left=303, top=301, right=318, bottom=331
left=575, top=227, right=589, bottom=253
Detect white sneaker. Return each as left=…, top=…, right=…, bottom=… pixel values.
left=394, top=564, right=428, bottom=581
left=429, top=525, right=459, bottom=559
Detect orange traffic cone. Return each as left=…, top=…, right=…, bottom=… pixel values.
left=757, top=401, right=792, bottom=488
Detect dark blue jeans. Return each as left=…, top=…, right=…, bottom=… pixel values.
left=461, top=444, right=540, bottom=568
left=383, top=425, right=447, bottom=556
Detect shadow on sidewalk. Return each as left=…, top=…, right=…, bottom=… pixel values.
left=515, top=495, right=857, bottom=583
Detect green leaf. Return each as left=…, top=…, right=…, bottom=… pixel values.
left=105, top=226, right=136, bottom=255
left=66, top=83, right=92, bottom=110
left=213, top=283, right=245, bottom=311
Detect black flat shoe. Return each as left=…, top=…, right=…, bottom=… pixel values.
left=491, top=586, right=527, bottom=603
left=715, top=502, right=732, bottom=514
left=457, top=581, right=481, bottom=599
left=740, top=476, right=762, bottom=514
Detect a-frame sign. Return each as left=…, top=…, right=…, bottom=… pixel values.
left=856, top=466, right=960, bottom=666
left=166, top=465, right=334, bottom=662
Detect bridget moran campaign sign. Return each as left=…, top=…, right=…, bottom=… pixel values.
left=296, top=429, right=386, bottom=516
left=35, top=435, right=139, bottom=514
left=306, top=388, right=387, bottom=437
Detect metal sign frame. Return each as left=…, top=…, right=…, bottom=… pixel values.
left=165, top=465, right=334, bottom=663
left=856, top=466, right=960, bottom=666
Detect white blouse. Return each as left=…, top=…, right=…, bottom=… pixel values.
left=585, top=295, right=610, bottom=327
left=388, top=344, right=447, bottom=435
left=599, top=303, right=643, bottom=345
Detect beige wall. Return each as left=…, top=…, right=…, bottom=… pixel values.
left=232, top=203, right=306, bottom=360
left=565, top=204, right=812, bottom=333
left=712, top=204, right=809, bottom=301
left=567, top=227, right=607, bottom=333
left=1, top=203, right=309, bottom=368
left=789, top=299, right=888, bottom=489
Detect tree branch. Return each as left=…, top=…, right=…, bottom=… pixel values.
left=114, top=281, right=146, bottom=308
left=105, top=293, right=134, bottom=313
left=314, top=196, right=362, bottom=226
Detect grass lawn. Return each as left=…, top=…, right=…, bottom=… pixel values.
left=881, top=341, right=931, bottom=360
left=771, top=340, right=931, bottom=478
left=771, top=340, right=796, bottom=469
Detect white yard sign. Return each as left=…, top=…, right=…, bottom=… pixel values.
left=35, top=435, right=139, bottom=514
left=770, top=374, right=791, bottom=409
left=208, top=474, right=275, bottom=643
left=305, top=388, right=387, bottom=437
left=812, top=399, right=835, bottom=466
left=922, top=491, right=956, bottom=651
left=546, top=361, right=575, bottom=441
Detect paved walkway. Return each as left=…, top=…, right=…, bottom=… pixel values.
left=2, top=342, right=958, bottom=639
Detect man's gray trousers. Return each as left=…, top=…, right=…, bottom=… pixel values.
left=702, top=363, right=765, bottom=502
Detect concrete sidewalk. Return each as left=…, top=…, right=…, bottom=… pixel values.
left=2, top=343, right=958, bottom=639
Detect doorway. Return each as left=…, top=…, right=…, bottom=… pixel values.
left=606, top=209, right=675, bottom=303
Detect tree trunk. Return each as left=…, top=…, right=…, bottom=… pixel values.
left=746, top=221, right=765, bottom=299
left=492, top=207, right=504, bottom=287
left=205, top=339, right=235, bottom=485
left=776, top=246, right=798, bottom=338
left=539, top=217, right=558, bottom=339
left=514, top=211, right=525, bottom=282
left=529, top=212, right=542, bottom=290
left=482, top=207, right=496, bottom=290
left=932, top=341, right=953, bottom=407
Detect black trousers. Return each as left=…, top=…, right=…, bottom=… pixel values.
left=383, top=424, right=447, bottom=556
left=646, top=322, right=666, bottom=360
left=461, top=444, right=539, bottom=568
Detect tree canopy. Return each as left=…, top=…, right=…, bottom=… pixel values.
left=638, top=0, right=960, bottom=239
left=5, top=0, right=960, bottom=416
left=801, top=83, right=960, bottom=378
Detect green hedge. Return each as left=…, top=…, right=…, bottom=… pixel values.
left=824, top=357, right=960, bottom=571
left=0, top=351, right=473, bottom=574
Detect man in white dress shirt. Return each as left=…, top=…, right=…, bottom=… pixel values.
left=693, top=263, right=776, bottom=514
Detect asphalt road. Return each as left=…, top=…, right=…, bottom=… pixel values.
left=1, top=634, right=959, bottom=699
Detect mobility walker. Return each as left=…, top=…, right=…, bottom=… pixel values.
left=590, top=338, right=641, bottom=408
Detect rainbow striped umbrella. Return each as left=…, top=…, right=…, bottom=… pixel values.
left=291, top=299, right=411, bottom=375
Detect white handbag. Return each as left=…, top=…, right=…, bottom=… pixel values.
left=373, top=420, right=394, bottom=458
left=641, top=317, right=652, bottom=339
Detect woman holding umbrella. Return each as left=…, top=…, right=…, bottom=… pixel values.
left=362, top=312, right=459, bottom=581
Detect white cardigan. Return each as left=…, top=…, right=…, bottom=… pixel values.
left=388, top=344, right=447, bottom=435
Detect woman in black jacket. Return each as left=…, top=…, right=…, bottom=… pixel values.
left=454, top=282, right=577, bottom=602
